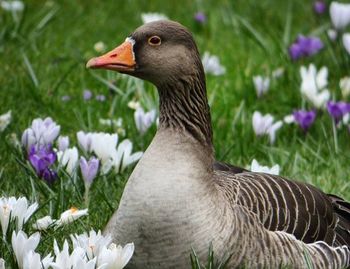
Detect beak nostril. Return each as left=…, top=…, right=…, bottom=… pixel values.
left=110, top=53, right=118, bottom=58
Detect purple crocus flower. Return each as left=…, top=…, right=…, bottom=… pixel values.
left=28, top=144, right=57, bottom=183
left=80, top=156, right=99, bottom=187
left=327, top=101, right=350, bottom=123
left=293, top=110, right=317, bottom=132
left=289, top=35, right=324, bottom=60
left=314, top=1, right=326, bottom=14
left=194, top=12, right=206, bottom=23
left=95, top=94, right=106, bottom=102
left=41, top=169, right=57, bottom=183
left=83, top=89, right=93, bottom=101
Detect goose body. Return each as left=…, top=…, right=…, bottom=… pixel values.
left=87, top=20, right=350, bottom=268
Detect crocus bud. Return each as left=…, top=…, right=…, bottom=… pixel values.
left=134, top=108, right=156, bottom=135
left=293, top=110, right=316, bottom=132
left=57, top=147, right=79, bottom=176
left=33, top=216, right=54, bottom=230
left=77, top=131, right=93, bottom=153
left=42, top=118, right=60, bottom=145
left=330, top=2, right=350, bottom=30
left=57, top=136, right=69, bottom=151
left=80, top=156, right=99, bottom=187
left=313, top=1, right=326, bottom=14
left=342, top=33, right=350, bottom=55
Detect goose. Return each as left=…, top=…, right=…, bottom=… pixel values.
left=86, top=20, right=350, bottom=268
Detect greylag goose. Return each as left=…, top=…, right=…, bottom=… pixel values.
left=87, top=20, right=350, bottom=268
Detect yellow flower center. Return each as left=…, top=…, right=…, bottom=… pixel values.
left=2, top=205, right=9, bottom=214
left=70, top=207, right=78, bottom=213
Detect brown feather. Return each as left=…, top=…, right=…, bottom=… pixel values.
left=217, top=171, right=350, bottom=248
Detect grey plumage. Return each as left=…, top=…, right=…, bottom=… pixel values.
left=87, top=20, right=350, bottom=268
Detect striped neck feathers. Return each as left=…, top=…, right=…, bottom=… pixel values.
left=157, top=70, right=213, bottom=152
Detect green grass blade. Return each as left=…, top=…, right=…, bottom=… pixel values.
left=283, top=1, right=292, bottom=46
left=89, top=72, right=124, bottom=95
left=233, top=14, right=269, bottom=52
left=22, top=53, right=39, bottom=87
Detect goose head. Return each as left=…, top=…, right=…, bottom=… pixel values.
left=86, top=20, right=204, bottom=87
left=87, top=20, right=212, bottom=148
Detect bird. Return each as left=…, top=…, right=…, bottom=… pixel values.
left=86, top=20, right=350, bottom=269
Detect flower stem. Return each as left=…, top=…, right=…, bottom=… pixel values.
left=332, top=120, right=338, bottom=154
left=84, top=186, right=90, bottom=207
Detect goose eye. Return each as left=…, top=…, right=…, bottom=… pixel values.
left=148, top=36, right=161, bottom=46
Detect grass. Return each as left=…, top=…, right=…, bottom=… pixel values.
left=190, top=243, right=232, bottom=269
left=0, top=0, right=349, bottom=268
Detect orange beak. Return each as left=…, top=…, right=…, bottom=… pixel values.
left=86, top=39, right=136, bottom=72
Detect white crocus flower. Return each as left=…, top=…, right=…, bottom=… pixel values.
left=340, top=76, right=350, bottom=98
left=12, top=231, right=40, bottom=268
left=0, top=110, right=11, bottom=132
left=21, top=128, right=37, bottom=150
left=141, top=12, right=168, bottom=24
left=330, top=2, right=350, bottom=30
left=42, top=254, right=54, bottom=269
left=0, top=197, right=16, bottom=237
left=252, top=111, right=283, bottom=144
left=32, top=215, right=55, bottom=230
left=342, top=33, right=350, bottom=55
left=134, top=108, right=156, bottom=135
left=100, top=160, right=114, bottom=176
left=77, top=131, right=93, bottom=153
left=57, top=147, right=79, bottom=175
left=271, top=67, right=284, bottom=79
left=51, top=240, right=70, bottom=268
left=23, top=251, right=43, bottom=269
left=12, top=197, right=38, bottom=230
left=99, top=118, right=123, bottom=127
left=300, top=64, right=330, bottom=109
left=56, top=207, right=88, bottom=226
left=253, top=76, right=270, bottom=97
left=30, top=117, right=60, bottom=146
left=283, top=114, right=295, bottom=124
left=90, top=133, right=119, bottom=174
left=50, top=240, right=75, bottom=269
left=113, top=139, right=143, bottom=173
left=57, top=136, right=69, bottom=152
left=51, top=240, right=94, bottom=269
left=250, top=159, right=280, bottom=175
left=1, top=0, right=24, bottom=11
left=94, top=41, right=106, bottom=53
left=341, top=113, right=350, bottom=129
left=88, top=133, right=143, bottom=174
left=201, top=52, right=226, bottom=76
left=327, top=29, right=338, bottom=41
left=0, top=258, right=5, bottom=269
left=99, top=119, right=125, bottom=136
left=21, top=117, right=60, bottom=150
left=72, top=256, right=101, bottom=269
left=127, top=100, right=141, bottom=110
left=0, top=197, right=38, bottom=237
left=91, top=133, right=118, bottom=163
left=70, top=230, right=112, bottom=260
left=97, top=243, right=135, bottom=269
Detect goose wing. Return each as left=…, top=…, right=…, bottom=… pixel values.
left=216, top=170, right=350, bottom=247
left=213, top=161, right=248, bottom=174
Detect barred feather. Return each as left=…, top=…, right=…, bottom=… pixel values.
left=215, top=167, right=350, bottom=267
